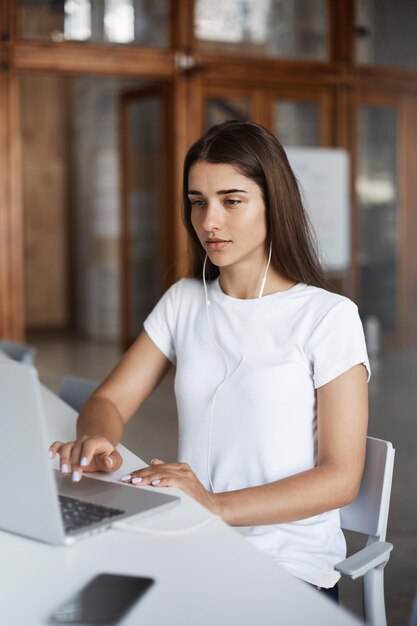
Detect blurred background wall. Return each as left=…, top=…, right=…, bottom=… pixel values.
left=1, top=0, right=417, bottom=349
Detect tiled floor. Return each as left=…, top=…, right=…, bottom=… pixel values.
left=29, top=331, right=417, bottom=625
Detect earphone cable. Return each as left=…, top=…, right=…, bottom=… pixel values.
left=204, top=244, right=273, bottom=492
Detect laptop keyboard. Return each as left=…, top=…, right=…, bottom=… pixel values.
left=59, top=495, right=125, bottom=534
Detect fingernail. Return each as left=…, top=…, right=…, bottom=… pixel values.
left=132, top=477, right=142, bottom=484
left=49, top=449, right=54, bottom=458
left=61, top=464, right=68, bottom=474
left=121, top=474, right=131, bottom=482
left=151, top=479, right=161, bottom=486
left=107, top=456, right=114, bottom=466
left=80, top=457, right=88, bottom=467
left=72, top=471, right=81, bottom=482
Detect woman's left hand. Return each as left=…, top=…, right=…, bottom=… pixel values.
left=120, top=459, right=219, bottom=515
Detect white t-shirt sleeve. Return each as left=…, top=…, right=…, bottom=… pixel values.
left=143, top=282, right=180, bottom=365
left=307, top=298, right=371, bottom=389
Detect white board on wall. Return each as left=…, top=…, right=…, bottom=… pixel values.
left=285, top=148, right=351, bottom=272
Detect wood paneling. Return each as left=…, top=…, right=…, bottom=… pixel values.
left=191, top=54, right=343, bottom=88
left=20, top=74, right=69, bottom=328
left=0, top=69, right=24, bottom=340
left=355, top=66, right=417, bottom=94
left=12, top=42, right=176, bottom=78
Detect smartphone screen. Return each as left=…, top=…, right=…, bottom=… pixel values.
left=50, top=573, right=155, bottom=625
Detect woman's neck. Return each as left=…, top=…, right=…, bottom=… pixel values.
left=218, top=263, right=296, bottom=300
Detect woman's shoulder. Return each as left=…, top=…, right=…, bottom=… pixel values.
left=146, top=278, right=203, bottom=325
left=296, top=284, right=359, bottom=319
left=168, top=277, right=202, bottom=295
left=161, top=277, right=203, bottom=305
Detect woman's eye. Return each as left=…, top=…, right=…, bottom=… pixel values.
left=225, top=199, right=241, bottom=207
left=190, top=199, right=205, bottom=208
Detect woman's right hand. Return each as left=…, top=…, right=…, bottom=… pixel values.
left=49, top=435, right=123, bottom=482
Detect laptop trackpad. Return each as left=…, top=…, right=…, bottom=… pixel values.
left=55, top=471, right=179, bottom=516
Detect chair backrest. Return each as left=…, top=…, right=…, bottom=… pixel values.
left=58, top=375, right=99, bottom=413
left=0, top=339, right=37, bottom=365
left=340, top=436, right=395, bottom=542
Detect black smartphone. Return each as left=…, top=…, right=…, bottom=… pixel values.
left=49, top=573, right=155, bottom=625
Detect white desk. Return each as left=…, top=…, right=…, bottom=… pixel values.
left=0, top=366, right=363, bottom=625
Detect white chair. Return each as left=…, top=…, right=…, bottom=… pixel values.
left=0, top=339, right=37, bottom=364
left=335, top=436, right=395, bottom=626
left=58, top=375, right=99, bottom=413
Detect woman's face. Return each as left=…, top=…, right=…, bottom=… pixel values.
left=189, top=161, right=268, bottom=271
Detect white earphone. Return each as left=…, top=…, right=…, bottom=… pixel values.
left=203, top=243, right=273, bottom=492
left=203, top=243, right=272, bottom=306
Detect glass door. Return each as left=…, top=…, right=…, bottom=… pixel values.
left=202, top=85, right=254, bottom=131
left=201, top=85, right=332, bottom=143
left=270, top=88, right=333, bottom=147
left=355, top=95, right=402, bottom=346
left=120, top=83, right=172, bottom=347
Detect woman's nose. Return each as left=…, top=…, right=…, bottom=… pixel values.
left=202, top=202, right=223, bottom=232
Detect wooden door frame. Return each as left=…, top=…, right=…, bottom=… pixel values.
left=199, top=82, right=335, bottom=141
left=262, top=86, right=334, bottom=146
left=119, top=82, right=174, bottom=347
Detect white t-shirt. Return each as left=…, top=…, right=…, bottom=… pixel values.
left=143, top=277, right=370, bottom=588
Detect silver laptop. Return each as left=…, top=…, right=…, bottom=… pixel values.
left=0, top=360, right=179, bottom=545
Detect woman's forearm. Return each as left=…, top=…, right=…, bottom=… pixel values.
left=213, top=462, right=361, bottom=526
left=76, top=396, right=125, bottom=447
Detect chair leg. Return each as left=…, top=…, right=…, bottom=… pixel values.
left=363, top=565, right=388, bottom=626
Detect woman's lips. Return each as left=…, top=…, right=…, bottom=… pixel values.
left=205, top=240, right=231, bottom=250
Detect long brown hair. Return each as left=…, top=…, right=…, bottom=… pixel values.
left=182, top=120, right=332, bottom=290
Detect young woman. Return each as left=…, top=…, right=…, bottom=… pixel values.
left=50, top=121, right=369, bottom=599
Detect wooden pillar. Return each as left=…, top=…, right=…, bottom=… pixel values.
left=329, top=0, right=355, bottom=66
left=0, top=64, right=24, bottom=340
left=171, top=0, right=196, bottom=279
left=171, top=73, right=194, bottom=280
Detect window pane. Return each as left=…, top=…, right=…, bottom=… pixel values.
left=356, top=0, right=417, bottom=69
left=195, top=0, right=328, bottom=60
left=206, top=97, right=251, bottom=130
left=356, top=106, right=398, bottom=334
left=274, top=101, right=320, bottom=147
left=18, top=0, right=170, bottom=48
